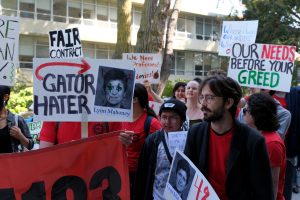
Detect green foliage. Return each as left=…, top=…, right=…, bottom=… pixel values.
left=162, top=78, right=189, bottom=98
left=7, top=83, right=33, bottom=114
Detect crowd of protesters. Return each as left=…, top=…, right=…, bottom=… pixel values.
left=1, top=67, right=300, bottom=200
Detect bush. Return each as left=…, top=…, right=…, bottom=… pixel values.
left=7, top=83, right=33, bottom=114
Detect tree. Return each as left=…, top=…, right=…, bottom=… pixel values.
left=113, top=0, right=132, bottom=59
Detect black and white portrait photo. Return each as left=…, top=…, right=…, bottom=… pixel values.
left=94, top=66, right=134, bottom=109
left=168, top=152, right=196, bottom=199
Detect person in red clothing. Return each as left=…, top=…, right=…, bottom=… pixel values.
left=39, top=121, right=123, bottom=147
left=244, top=93, right=286, bottom=200
left=119, top=83, right=161, bottom=197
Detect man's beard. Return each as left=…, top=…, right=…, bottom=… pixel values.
left=201, top=105, right=225, bottom=122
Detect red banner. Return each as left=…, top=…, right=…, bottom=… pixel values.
left=0, top=132, right=129, bottom=200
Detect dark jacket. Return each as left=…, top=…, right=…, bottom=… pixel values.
left=7, top=110, right=34, bottom=152
left=133, top=129, right=164, bottom=200
left=184, top=120, right=274, bottom=200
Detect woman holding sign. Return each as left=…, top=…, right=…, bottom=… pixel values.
left=0, top=85, right=34, bottom=153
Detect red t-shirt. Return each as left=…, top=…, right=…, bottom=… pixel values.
left=208, top=128, right=233, bottom=200
left=39, top=121, right=123, bottom=144
left=273, top=95, right=287, bottom=109
left=263, top=131, right=286, bottom=200
left=122, top=112, right=162, bottom=172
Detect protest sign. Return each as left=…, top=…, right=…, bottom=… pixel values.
left=0, top=15, right=19, bottom=86
left=123, top=53, right=162, bottom=84
left=149, top=100, right=161, bottom=116
left=27, top=121, right=43, bottom=149
left=168, top=131, right=187, bottom=157
left=0, top=132, right=129, bottom=199
left=49, top=28, right=83, bottom=59
left=227, top=43, right=296, bottom=92
left=164, top=151, right=219, bottom=200
left=33, top=58, right=135, bottom=121
left=219, top=20, right=258, bottom=56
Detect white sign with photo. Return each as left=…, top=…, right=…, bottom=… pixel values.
left=164, top=151, right=220, bottom=200
left=219, top=20, right=258, bottom=56
left=49, top=28, right=83, bottom=59
left=168, top=131, right=188, bottom=157
left=123, top=53, right=162, bottom=84
left=0, top=15, right=20, bottom=86
left=33, top=58, right=135, bottom=122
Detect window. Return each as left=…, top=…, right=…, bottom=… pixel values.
left=36, top=41, right=49, bottom=58
left=97, top=4, right=108, bottom=21
left=109, top=6, right=117, bottom=23
left=176, top=52, right=185, bottom=75
left=68, top=0, right=82, bottom=24
left=196, top=17, right=204, bottom=40
left=204, top=19, right=212, bottom=40
left=133, top=9, right=142, bottom=28
left=20, top=0, right=35, bottom=19
left=82, top=43, right=95, bottom=58
left=177, top=18, right=185, bottom=32
left=1, top=0, right=18, bottom=16
left=19, top=36, right=34, bottom=69
left=194, top=53, right=203, bottom=76
left=83, top=3, right=96, bottom=25
left=53, top=0, right=67, bottom=22
left=37, top=0, right=51, bottom=21
left=196, top=17, right=221, bottom=41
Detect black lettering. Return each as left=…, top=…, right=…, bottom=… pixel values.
left=57, top=75, right=67, bottom=93
left=0, top=188, right=16, bottom=200
left=73, top=28, right=81, bottom=45
left=21, top=181, right=46, bottom=200
left=57, top=95, right=67, bottom=113
left=67, top=95, right=78, bottom=114
left=49, top=96, right=60, bottom=115
left=89, top=166, right=121, bottom=200
left=74, top=74, right=84, bottom=93
left=49, top=31, right=57, bottom=47
left=65, top=29, right=73, bottom=47
left=57, top=30, right=65, bottom=47
left=34, top=95, right=48, bottom=116
left=43, top=74, right=56, bottom=92
left=78, top=95, right=90, bottom=114
left=85, top=74, right=95, bottom=94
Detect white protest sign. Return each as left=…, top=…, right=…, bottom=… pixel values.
left=164, top=151, right=220, bottom=200
left=33, top=58, right=135, bottom=122
left=227, top=43, right=296, bottom=92
left=27, top=121, right=43, bottom=149
left=0, top=15, right=19, bottom=86
left=49, top=28, right=83, bottom=59
left=219, top=20, right=258, bottom=56
left=149, top=101, right=161, bottom=116
left=123, top=53, right=162, bottom=84
left=168, top=131, right=187, bottom=157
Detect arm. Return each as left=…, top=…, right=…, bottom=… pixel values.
left=10, top=116, right=34, bottom=150
left=271, top=167, right=280, bottom=200
left=39, top=141, right=55, bottom=148
left=143, top=80, right=164, bottom=103
left=38, top=122, right=57, bottom=148
left=276, top=106, right=291, bottom=138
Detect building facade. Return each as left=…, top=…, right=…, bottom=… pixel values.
left=0, top=0, right=244, bottom=82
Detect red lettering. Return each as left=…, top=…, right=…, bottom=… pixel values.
left=276, top=45, right=282, bottom=60
left=201, top=186, right=210, bottom=200
left=261, top=44, right=271, bottom=59
left=289, top=46, right=296, bottom=62
left=194, top=175, right=204, bottom=200
left=282, top=46, right=289, bottom=60
left=270, top=45, right=276, bottom=59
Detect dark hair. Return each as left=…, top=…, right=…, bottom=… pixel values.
left=134, top=83, right=157, bottom=118
left=172, top=82, right=186, bottom=98
left=103, top=68, right=128, bottom=92
left=0, top=85, right=11, bottom=110
left=247, top=93, right=279, bottom=131
left=199, top=76, right=242, bottom=118
left=193, top=77, right=202, bottom=84
left=207, top=69, right=227, bottom=77
left=176, top=159, right=190, bottom=183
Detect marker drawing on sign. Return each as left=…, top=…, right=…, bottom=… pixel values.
left=35, top=59, right=91, bottom=80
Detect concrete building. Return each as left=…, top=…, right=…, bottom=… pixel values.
left=0, top=0, right=244, bottom=82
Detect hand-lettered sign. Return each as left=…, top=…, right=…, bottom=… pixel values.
left=0, top=15, right=19, bottom=86
left=0, top=132, right=130, bottom=199
left=227, top=43, right=296, bottom=92
left=49, top=28, right=83, bottom=59
left=33, top=58, right=135, bottom=121
left=123, top=53, right=162, bottom=84
left=164, top=151, right=220, bottom=200
left=219, top=20, right=258, bottom=56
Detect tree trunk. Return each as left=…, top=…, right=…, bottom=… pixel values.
left=157, top=0, right=182, bottom=96
left=135, top=0, right=171, bottom=53
left=113, top=0, right=132, bottom=59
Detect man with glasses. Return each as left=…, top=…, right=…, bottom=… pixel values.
left=184, top=76, right=274, bottom=200
left=133, top=99, right=187, bottom=200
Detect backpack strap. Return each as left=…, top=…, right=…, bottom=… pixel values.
left=160, top=131, right=173, bottom=164
left=144, top=116, right=154, bottom=138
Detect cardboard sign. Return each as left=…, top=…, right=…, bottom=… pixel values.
left=0, top=132, right=129, bottom=199
left=164, top=151, right=219, bottom=200
left=227, top=43, right=296, bottom=92
left=33, top=58, right=135, bottom=121
left=219, top=20, right=258, bottom=56
left=168, top=131, right=187, bottom=157
left=123, top=53, right=162, bottom=84
left=0, top=15, right=19, bottom=86
left=149, top=101, right=161, bottom=116
left=49, top=28, right=83, bottom=59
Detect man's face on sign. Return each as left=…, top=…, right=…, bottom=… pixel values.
left=105, top=80, right=125, bottom=107
left=176, top=169, right=188, bottom=193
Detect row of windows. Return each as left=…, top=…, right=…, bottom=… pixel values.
left=0, top=0, right=117, bottom=25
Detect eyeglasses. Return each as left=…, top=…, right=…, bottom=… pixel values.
left=160, top=115, right=180, bottom=123
left=198, top=95, right=217, bottom=104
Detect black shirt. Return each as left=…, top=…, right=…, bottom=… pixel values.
left=0, top=125, right=13, bottom=153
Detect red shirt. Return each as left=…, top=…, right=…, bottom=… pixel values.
left=208, top=128, right=233, bottom=200
left=39, top=121, right=123, bottom=144
left=122, top=112, right=162, bottom=172
left=273, top=95, right=287, bottom=109
left=263, top=131, right=286, bottom=200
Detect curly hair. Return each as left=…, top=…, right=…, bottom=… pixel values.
left=103, top=68, right=128, bottom=92
left=247, top=93, right=279, bottom=131
left=176, top=159, right=190, bottom=183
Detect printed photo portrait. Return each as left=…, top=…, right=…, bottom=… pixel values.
left=94, top=66, right=134, bottom=109
left=168, top=153, right=196, bottom=200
